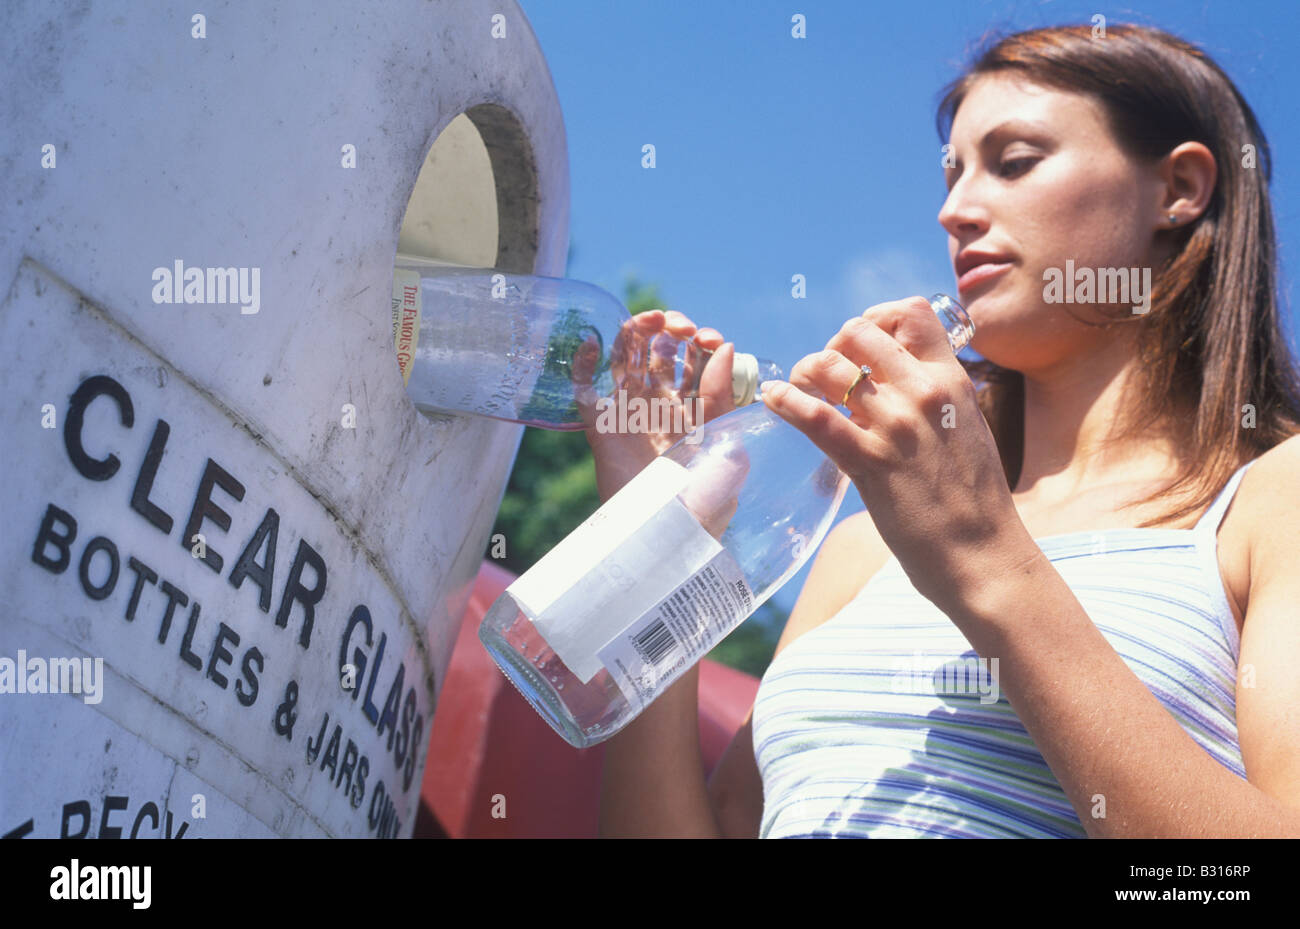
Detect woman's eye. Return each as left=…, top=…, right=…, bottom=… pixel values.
left=998, top=157, right=1038, bottom=178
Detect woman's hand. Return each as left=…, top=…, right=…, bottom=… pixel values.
left=573, top=309, right=736, bottom=501
left=760, top=296, right=1038, bottom=614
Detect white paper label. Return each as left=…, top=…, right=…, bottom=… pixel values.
left=508, top=457, right=741, bottom=683
left=597, top=548, right=753, bottom=712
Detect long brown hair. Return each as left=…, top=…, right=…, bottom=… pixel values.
left=936, top=23, right=1300, bottom=525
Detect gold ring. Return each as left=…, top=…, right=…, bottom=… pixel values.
left=841, top=364, right=872, bottom=406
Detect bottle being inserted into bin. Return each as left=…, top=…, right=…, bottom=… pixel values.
left=391, top=254, right=784, bottom=427
left=476, top=292, right=975, bottom=749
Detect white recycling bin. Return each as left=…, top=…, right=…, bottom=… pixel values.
left=0, top=0, right=568, bottom=837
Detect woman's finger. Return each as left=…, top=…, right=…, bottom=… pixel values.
left=611, top=311, right=670, bottom=388
left=826, top=315, right=914, bottom=384
left=759, top=380, right=880, bottom=482
left=571, top=336, right=605, bottom=429
left=788, top=349, right=879, bottom=408
left=662, top=309, right=698, bottom=340
left=861, top=296, right=957, bottom=364
left=695, top=341, right=737, bottom=423
left=666, top=311, right=725, bottom=400
left=646, top=328, right=679, bottom=391
left=694, top=326, right=724, bottom=351
left=676, top=328, right=724, bottom=399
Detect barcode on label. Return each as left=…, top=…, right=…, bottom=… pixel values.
left=596, top=548, right=754, bottom=713
left=631, top=619, right=680, bottom=672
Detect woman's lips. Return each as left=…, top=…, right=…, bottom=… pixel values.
left=957, top=260, right=1013, bottom=293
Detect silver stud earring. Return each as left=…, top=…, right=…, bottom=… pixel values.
left=1168, top=213, right=1178, bottom=225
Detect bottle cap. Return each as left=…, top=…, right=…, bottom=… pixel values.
left=732, top=352, right=760, bottom=407
left=930, top=294, right=975, bottom=353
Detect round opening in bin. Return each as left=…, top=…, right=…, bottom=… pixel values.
left=398, top=112, right=497, bottom=269
left=396, top=102, right=542, bottom=275
left=391, top=104, right=544, bottom=404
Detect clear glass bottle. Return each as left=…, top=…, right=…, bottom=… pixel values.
left=391, top=256, right=783, bottom=427
left=479, top=294, right=975, bottom=748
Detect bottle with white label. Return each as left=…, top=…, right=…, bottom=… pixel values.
left=478, top=294, right=975, bottom=748
left=391, top=255, right=783, bottom=428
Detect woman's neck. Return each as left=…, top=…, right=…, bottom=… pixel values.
left=1013, top=330, right=1182, bottom=503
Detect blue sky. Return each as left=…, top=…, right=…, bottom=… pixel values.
left=517, top=0, right=1300, bottom=614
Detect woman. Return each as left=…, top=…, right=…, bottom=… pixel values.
left=592, top=23, right=1300, bottom=837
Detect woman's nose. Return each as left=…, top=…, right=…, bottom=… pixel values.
left=937, top=175, right=990, bottom=238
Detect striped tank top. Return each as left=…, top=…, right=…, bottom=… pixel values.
left=752, top=460, right=1256, bottom=838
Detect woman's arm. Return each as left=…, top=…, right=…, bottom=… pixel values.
left=594, top=310, right=732, bottom=837
left=599, top=663, right=721, bottom=837
left=1233, top=436, right=1300, bottom=821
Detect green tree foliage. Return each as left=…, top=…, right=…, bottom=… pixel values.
left=486, top=274, right=784, bottom=678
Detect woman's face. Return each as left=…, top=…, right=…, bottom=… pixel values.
left=939, top=74, right=1167, bottom=373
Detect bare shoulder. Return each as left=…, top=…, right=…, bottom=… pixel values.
left=773, top=510, right=894, bottom=657
left=1232, top=435, right=1300, bottom=532
left=1225, top=434, right=1300, bottom=612
left=1244, top=432, right=1300, bottom=477
left=1229, top=435, right=1300, bottom=805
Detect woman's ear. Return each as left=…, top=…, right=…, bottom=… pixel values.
left=1156, top=141, right=1217, bottom=227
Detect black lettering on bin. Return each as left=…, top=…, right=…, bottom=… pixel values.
left=2, top=819, right=35, bottom=839
left=368, top=780, right=386, bottom=831
left=182, top=458, right=245, bottom=573
left=377, top=661, right=405, bottom=749
left=179, top=602, right=204, bottom=671
left=206, top=622, right=239, bottom=689
left=362, top=632, right=388, bottom=725
left=320, top=725, right=341, bottom=780
left=156, top=581, right=189, bottom=645
left=60, top=800, right=91, bottom=839
left=78, top=536, right=120, bottom=601
left=130, top=419, right=175, bottom=535
left=98, top=794, right=129, bottom=839
left=64, top=375, right=133, bottom=481
left=236, top=647, right=262, bottom=707
left=404, top=712, right=424, bottom=793
left=229, top=508, right=279, bottom=611
left=398, top=688, right=418, bottom=768
left=339, top=605, right=373, bottom=702
left=306, top=713, right=329, bottom=765
left=131, top=802, right=159, bottom=838
left=352, top=756, right=369, bottom=809
left=165, top=810, right=189, bottom=839
left=275, top=538, right=326, bottom=649
left=339, top=740, right=359, bottom=794
left=124, top=556, right=158, bottom=621
left=31, top=503, right=77, bottom=574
